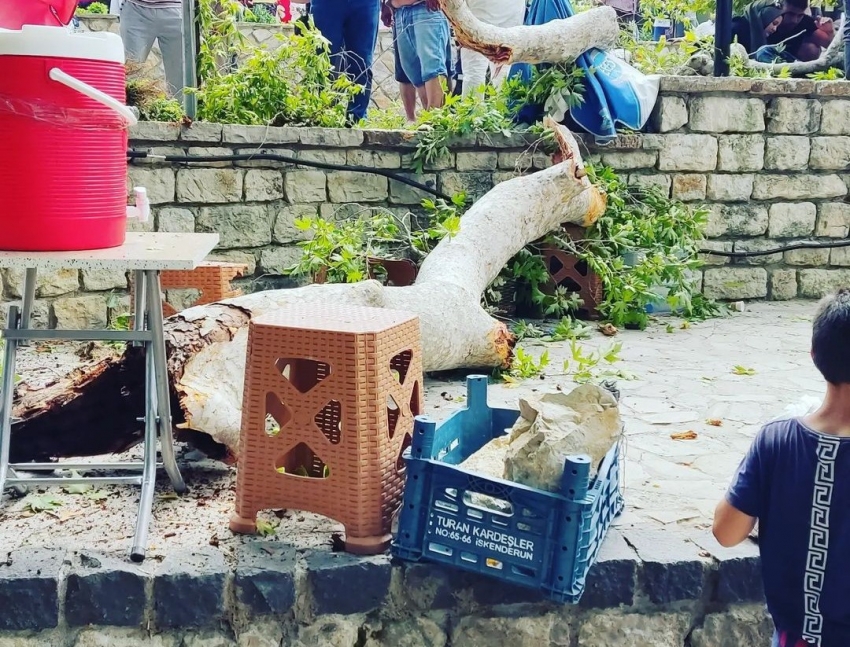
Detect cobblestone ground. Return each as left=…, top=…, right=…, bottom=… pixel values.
left=0, top=301, right=821, bottom=557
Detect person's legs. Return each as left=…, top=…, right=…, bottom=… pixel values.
left=399, top=83, right=417, bottom=120
left=341, top=0, right=380, bottom=122
left=310, top=0, right=346, bottom=68
left=393, top=19, right=417, bottom=120
left=460, top=48, right=489, bottom=97
left=120, top=1, right=158, bottom=67
left=408, top=5, right=449, bottom=108
left=395, top=6, right=425, bottom=89
left=153, top=6, right=186, bottom=98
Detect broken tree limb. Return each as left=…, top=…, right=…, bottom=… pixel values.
left=438, top=0, right=620, bottom=65
left=747, top=25, right=844, bottom=76
left=11, top=120, right=605, bottom=460
left=686, top=22, right=845, bottom=78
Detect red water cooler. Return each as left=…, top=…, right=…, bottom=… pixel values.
left=0, top=0, right=138, bottom=251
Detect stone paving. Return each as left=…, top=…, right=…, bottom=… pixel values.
left=0, top=300, right=822, bottom=557
left=450, top=300, right=823, bottom=535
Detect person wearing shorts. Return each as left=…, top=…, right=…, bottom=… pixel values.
left=389, top=0, right=450, bottom=109
left=385, top=1, right=452, bottom=120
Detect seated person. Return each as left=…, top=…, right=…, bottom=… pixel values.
left=769, top=0, right=834, bottom=62
left=731, top=2, right=784, bottom=55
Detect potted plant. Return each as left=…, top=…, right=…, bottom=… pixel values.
left=286, top=195, right=465, bottom=287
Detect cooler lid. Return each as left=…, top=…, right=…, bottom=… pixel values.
left=0, top=25, right=125, bottom=64
left=0, top=0, right=78, bottom=30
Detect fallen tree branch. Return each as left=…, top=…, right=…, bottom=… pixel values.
left=11, top=120, right=605, bottom=460
left=438, top=0, right=620, bottom=65
left=686, top=25, right=845, bottom=78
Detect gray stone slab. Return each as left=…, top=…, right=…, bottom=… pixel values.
left=153, top=548, right=227, bottom=629
left=235, top=542, right=296, bottom=616
left=305, top=550, right=391, bottom=616
left=65, top=552, right=148, bottom=627
left=0, top=548, right=65, bottom=630
left=623, top=529, right=710, bottom=604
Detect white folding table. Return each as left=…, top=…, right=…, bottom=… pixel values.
left=0, top=232, right=219, bottom=562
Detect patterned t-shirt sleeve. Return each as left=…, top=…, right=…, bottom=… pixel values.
left=726, top=427, right=767, bottom=518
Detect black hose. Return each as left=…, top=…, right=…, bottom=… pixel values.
left=127, top=148, right=850, bottom=259
left=127, top=149, right=452, bottom=201
left=699, top=239, right=850, bottom=258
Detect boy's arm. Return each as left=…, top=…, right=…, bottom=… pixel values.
left=713, top=428, right=767, bottom=547
left=713, top=499, right=757, bottom=547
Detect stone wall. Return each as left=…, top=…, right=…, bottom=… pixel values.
left=0, top=528, right=773, bottom=647
left=7, top=77, right=850, bottom=329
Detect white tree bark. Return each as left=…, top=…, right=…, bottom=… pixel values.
left=176, top=121, right=605, bottom=451
left=438, top=0, right=620, bottom=65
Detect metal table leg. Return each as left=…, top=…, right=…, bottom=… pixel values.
left=145, top=270, right=186, bottom=494
left=0, top=307, right=21, bottom=499
left=130, top=344, right=158, bottom=562
left=132, top=270, right=146, bottom=346
left=19, top=268, right=37, bottom=347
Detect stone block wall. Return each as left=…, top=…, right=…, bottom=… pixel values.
left=644, top=77, right=850, bottom=304
left=7, top=77, right=850, bottom=328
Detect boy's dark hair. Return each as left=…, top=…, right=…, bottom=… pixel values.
left=783, top=0, right=808, bottom=10
left=812, top=288, right=850, bottom=385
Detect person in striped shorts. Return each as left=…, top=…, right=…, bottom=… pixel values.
left=119, top=0, right=185, bottom=97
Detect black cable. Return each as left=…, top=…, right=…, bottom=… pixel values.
left=699, top=239, right=850, bottom=258
left=127, top=149, right=452, bottom=201
left=127, top=148, right=850, bottom=259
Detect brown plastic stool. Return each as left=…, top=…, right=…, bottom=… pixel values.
left=229, top=304, right=424, bottom=555
left=130, top=261, right=249, bottom=317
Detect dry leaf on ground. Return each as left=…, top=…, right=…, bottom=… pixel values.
left=671, top=430, right=698, bottom=441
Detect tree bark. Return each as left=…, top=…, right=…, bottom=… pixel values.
left=11, top=121, right=605, bottom=460
left=438, top=0, right=620, bottom=65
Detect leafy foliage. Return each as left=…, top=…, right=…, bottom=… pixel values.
left=286, top=196, right=465, bottom=283
left=502, top=348, right=550, bottom=383
left=620, top=31, right=713, bottom=75
left=127, top=75, right=184, bottom=123
left=409, top=87, right=515, bottom=173
left=194, top=0, right=357, bottom=127
left=242, top=3, right=279, bottom=24
left=552, top=164, right=717, bottom=329
left=75, top=1, right=109, bottom=15
left=808, top=68, right=845, bottom=80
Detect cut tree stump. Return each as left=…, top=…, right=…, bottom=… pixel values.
left=11, top=121, right=606, bottom=462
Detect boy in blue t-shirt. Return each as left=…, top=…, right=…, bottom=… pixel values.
left=714, top=289, right=850, bottom=647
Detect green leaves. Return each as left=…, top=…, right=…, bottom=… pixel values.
left=503, top=348, right=550, bottom=384
left=194, top=3, right=357, bottom=128
left=732, top=365, right=756, bottom=376
left=410, top=87, right=515, bottom=173
left=287, top=197, right=465, bottom=284
left=25, top=494, right=63, bottom=514
left=256, top=519, right=278, bottom=537
left=563, top=339, right=623, bottom=384
left=549, top=163, right=718, bottom=328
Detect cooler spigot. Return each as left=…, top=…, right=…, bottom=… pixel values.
left=126, top=187, right=150, bottom=223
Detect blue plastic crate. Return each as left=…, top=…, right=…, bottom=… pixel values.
left=392, top=375, right=624, bottom=604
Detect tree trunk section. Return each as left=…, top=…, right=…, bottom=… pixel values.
left=439, top=0, right=620, bottom=65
